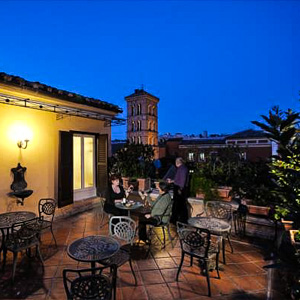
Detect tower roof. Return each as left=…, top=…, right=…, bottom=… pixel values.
left=125, top=89, right=159, bottom=102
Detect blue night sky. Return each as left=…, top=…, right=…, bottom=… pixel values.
left=1, top=1, right=299, bottom=139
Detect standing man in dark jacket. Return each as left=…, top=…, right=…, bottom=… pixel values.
left=167, top=157, right=189, bottom=224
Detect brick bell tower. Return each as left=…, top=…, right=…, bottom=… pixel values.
left=125, top=88, right=159, bottom=158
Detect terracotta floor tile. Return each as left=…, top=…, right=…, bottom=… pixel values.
left=55, top=264, right=78, bottom=278
left=210, top=277, right=241, bottom=295
left=155, top=257, right=177, bottom=269
left=119, top=270, right=143, bottom=286
left=151, top=249, right=170, bottom=258
left=145, top=283, right=173, bottom=300
left=241, top=251, right=266, bottom=262
left=225, top=252, right=251, bottom=264
left=140, top=269, right=165, bottom=285
left=167, top=247, right=182, bottom=257
left=43, top=265, right=58, bottom=279
left=136, top=258, right=158, bottom=270
left=160, top=268, right=181, bottom=283
left=121, top=286, right=148, bottom=300
left=231, top=275, right=265, bottom=292
left=223, top=263, right=247, bottom=277
left=231, top=242, right=254, bottom=253
left=238, top=262, right=266, bottom=275
left=168, top=281, right=207, bottom=299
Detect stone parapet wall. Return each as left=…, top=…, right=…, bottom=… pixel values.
left=55, top=197, right=102, bottom=220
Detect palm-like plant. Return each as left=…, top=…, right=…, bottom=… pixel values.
left=252, top=105, right=300, bottom=223
left=251, top=106, right=299, bottom=159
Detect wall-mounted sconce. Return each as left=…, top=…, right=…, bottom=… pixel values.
left=8, top=123, right=33, bottom=149
left=17, top=139, right=29, bottom=149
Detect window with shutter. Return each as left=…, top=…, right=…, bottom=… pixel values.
left=97, top=135, right=108, bottom=196
left=58, top=131, right=74, bottom=208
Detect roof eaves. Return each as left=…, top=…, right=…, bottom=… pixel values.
left=0, top=72, right=122, bottom=114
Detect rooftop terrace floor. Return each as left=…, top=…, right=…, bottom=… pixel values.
left=0, top=208, right=288, bottom=299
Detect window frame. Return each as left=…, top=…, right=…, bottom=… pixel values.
left=73, top=133, right=96, bottom=201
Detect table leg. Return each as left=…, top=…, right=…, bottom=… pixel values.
left=0, top=228, right=5, bottom=262
left=91, top=261, right=96, bottom=275
left=222, top=237, right=226, bottom=265
left=128, top=211, right=131, bottom=218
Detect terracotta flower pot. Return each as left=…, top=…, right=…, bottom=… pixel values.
left=246, top=205, right=270, bottom=216
left=196, top=191, right=205, bottom=199
left=122, top=177, right=129, bottom=189
left=216, top=186, right=232, bottom=202
left=137, top=178, right=151, bottom=191
left=281, top=218, right=294, bottom=231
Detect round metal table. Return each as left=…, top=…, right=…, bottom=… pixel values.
left=0, top=211, right=36, bottom=230
left=115, top=201, right=143, bottom=217
left=0, top=211, right=37, bottom=259
left=188, top=217, right=231, bottom=264
left=188, top=217, right=231, bottom=235
left=67, top=235, right=120, bottom=269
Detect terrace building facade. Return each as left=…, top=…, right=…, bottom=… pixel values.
left=0, top=72, right=123, bottom=216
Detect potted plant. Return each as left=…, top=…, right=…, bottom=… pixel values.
left=190, top=173, right=219, bottom=201
left=230, top=159, right=275, bottom=216
left=109, top=142, right=154, bottom=191
left=252, top=106, right=300, bottom=226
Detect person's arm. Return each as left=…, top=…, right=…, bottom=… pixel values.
left=124, top=185, right=134, bottom=198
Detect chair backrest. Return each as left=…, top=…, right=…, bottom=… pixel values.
left=176, top=221, right=211, bottom=258
left=38, top=198, right=56, bottom=222
left=156, top=199, right=173, bottom=225
left=109, top=216, right=137, bottom=244
left=63, top=265, right=116, bottom=300
left=205, top=201, right=232, bottom=221
left=11, top=217, right=41, bottom=242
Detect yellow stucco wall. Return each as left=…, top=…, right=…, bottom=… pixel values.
left=0, top=85, right=113, bottom=214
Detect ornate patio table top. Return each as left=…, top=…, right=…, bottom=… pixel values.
left=115, top=201, right=143, bottom=211
left=188, top=217, right=231, bottom=235
left=0, top=211, right=36, bottom=229
left=67, top=235, right=120, bottom=263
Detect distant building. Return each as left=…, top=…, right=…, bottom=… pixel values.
left=125, top=88, right=159, bottom=158
left=159, top=129, right=274, bottom=162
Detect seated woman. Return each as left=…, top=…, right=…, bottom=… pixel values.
left=104, top=174, right=133, bottom=216
left=138, top=181, right=172, bottom=243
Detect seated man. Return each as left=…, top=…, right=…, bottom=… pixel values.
left=138, top=181, right=172, bottom=243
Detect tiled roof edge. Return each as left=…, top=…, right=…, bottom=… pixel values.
left=0, top=72, right=122, bottom=113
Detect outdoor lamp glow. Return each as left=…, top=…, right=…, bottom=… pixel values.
left=9, top=123, right=33, bottom=149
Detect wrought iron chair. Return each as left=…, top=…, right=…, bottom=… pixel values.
left=204, top=201, right=234, bottom=259
left=38, top=198, right=57, bottom=247
left=98, top=216, right=137, bottom=285
left=148, top=200, right=174, bottom=249
left=63, top=265, right=117, bottom=300
left=2, top=217, right=43, bottom=283
left=176, top=222, right=221, bottom=297
left=233, top=204, right=248, bottom=237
